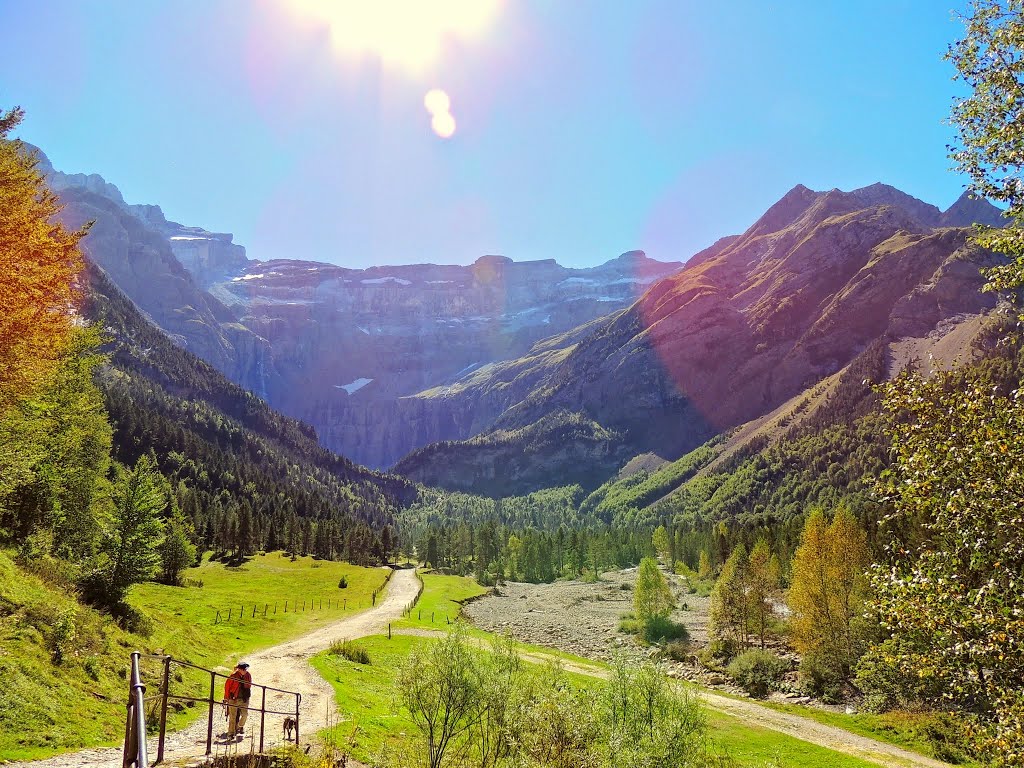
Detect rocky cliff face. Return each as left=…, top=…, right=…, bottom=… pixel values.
left=394, top=184, right=1007, bottom=495
left=36, top=145, right=682, bottom=468
left=207, top=250, right=682, bottom=467
left=29, top=145, right=275, bottom=393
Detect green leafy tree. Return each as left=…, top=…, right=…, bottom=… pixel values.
left=865, top=371, right=1024, bottom=762
left=633, top=557, right=675, bottom=626
left=854, top=5, right=1024, bottom=761
left=709, top=543, right=750, bottom=655
left=603, top=656, right=707, bottom=768
left=399, top=626, right=481, bottom=768
left=948, top=0, right=1024, bottom=291
left=652, top=525, right=671, bottom=562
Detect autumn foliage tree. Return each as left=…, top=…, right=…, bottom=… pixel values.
left=787, top=508, right=870, bottom=696
left=0, top=107, right=87, bottom=414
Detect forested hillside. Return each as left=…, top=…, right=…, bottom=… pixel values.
left=86, top=264, right=413, bottom=563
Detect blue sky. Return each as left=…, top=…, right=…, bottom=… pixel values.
left=2, top=0, right=971, bottom=269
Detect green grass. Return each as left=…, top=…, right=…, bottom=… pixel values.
left=707, top=712, right=880, bottom=768
left=132, top=551, right=389, bottom=666
left=313, top=633, right=881, bottom=768
left=312, top=634, right=421, bottom=764
left=394, top=571, right=487, bottom=631
left=0, top=550, right=389, bottom=761
left=755, top=701, right=978, bottom=766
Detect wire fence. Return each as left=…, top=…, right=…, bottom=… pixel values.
left=213, top=567, right=395, bottom=625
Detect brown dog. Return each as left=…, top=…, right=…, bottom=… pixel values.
left=283, top=716, right=296, bottom=741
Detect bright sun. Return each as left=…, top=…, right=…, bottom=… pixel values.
left=287, top=0, right=500, bottom=73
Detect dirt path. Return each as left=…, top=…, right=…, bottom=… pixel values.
left=4, top=568, right=421, bottom=768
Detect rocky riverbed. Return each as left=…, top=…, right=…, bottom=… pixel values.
left=464, top=567, right=709, bottom=661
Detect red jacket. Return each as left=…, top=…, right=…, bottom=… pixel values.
left=224, top=669, right=251, bottom=700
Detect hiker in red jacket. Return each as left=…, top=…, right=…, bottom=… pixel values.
left=222, top=662, right=252, bottom=738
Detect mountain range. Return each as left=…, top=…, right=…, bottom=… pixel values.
left=37, top=143, right=1007, bottom=498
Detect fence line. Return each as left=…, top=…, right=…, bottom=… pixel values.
left=213, top=566, right=396, bottom=624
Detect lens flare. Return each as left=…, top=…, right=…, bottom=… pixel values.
left=424, top=87, right=456, bottom=139
left=431, top=110, right=457, bottom=139
left=423, top=88, right=451, bottom=115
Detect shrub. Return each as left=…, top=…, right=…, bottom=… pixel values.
left=643, top=615, right=688, bottom=644
left=618, top=614, right=642, bottom=635
left=337, top=576, right=348, bottom=589
left=84, top=656, right=100, bottom=681
left=664, top=640, right=691, bottom=662
left=49, top=610, right=77, bottom=664
left=799, top=650, right=845, bottom=702
left=727, top=649, right=789, bottom=698
left=922, top=713, right=973, bottom=764
left=329, top=639, right=371, bottom=665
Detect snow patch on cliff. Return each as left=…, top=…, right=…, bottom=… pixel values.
left=335, top=378, right=374, bottom=394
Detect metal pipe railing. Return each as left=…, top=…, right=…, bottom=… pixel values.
left=125, top=652, right=302, bottom=762
left=122, top=651, right=149, bottom=768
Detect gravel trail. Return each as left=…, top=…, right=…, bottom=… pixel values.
left=3, top=567, right=421, bottom=768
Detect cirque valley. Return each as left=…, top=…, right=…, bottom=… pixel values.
left=46, top=152, right=1006, bottom=496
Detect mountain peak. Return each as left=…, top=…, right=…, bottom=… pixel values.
left=745, top=184, right=822, bottom=237
left=848, top=183, right=940, bottom=226
left=939, top=190, right=1006, bottom=228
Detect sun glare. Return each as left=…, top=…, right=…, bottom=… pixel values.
left=287, top=0, right=499, bottom=73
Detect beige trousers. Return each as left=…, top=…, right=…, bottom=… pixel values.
left=226, top=697, right=249, bottom=735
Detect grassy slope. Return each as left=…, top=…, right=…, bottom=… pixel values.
left=393, top=572, right=487, bottom=632
left=0, top=551, right=388, bottom=761
left=312, top=634, right=881, bottom=768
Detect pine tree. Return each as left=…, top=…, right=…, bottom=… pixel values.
left=85, top=455, right=166, bottom=606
